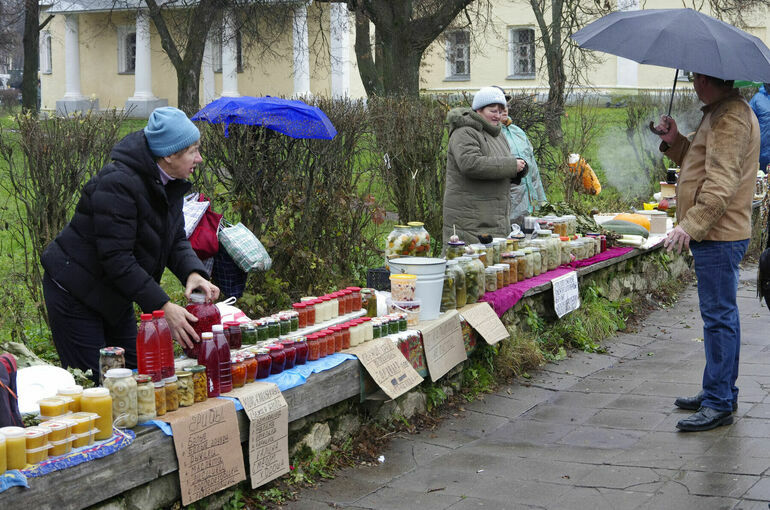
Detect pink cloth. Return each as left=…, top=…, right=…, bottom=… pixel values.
left=479, top=246, right=635, bottom=317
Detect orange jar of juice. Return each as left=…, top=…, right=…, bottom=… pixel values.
left=38, top=397, right=70, bottom=419
left=0, top=426, right=26, bottom=470
left=24, top=426, right=50, bottom=450
left=57, top=385, right=83, bottom=413
left=81, top=388, right=113, bottom=440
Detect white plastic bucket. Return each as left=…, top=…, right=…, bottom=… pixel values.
left=388, top=257, right=446, bottom=321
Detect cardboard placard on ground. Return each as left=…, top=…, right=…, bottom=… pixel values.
left=160, top=398, right=246, bottom=506
left=459, top=302, right=509, bottom=345
left=349, top=337, right=423, bottom=399
left=552, top=270, right=580, bottom=318
left=229, top=383, right=290, bottom=488
left=419, top=310, right=467, bottom=381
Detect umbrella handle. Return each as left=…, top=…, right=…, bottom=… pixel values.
left=667, top=68, right=678, bottom=117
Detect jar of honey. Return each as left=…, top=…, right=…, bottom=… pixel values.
left=49, top=437, right=72, bottom=457
left=38, top=396, right=70, bottom=419
left=0, top=426, right=25, bottom=470
left=164, top=376, right=179, bottom=412
left=57, top=385, right=83, bottom=413
left=68, top=413, right=97, bottom=448
left=26, top=444, right=50, bottom=465
left=24, top=426, right=49, bottom=450
left=184, top=365, right=208, bottom=403
left=81, top=388, right=113, bottom=440
left=176, top=371, right=194, bottom=407
left=154, top=380, right=166, bottom=417
left=43, top=420, right=71, bottom=443
left=104, top=368, right=138, bottom=428
left=135, top=374, right=156, bottom=422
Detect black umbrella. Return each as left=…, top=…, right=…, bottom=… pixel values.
left=572, top=8, right=770, bottom=119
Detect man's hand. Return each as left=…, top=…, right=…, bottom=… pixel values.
left=664, top=225, right=691, bottom=254
left=161, top=301, right=199, bottom=349
left=653, top=115, right=679, bottom=145
left=516, top=158, right=526, bottom=173
left=185, top=272, right=220, bottom=303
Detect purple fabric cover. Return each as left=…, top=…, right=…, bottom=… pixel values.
left=479, top=246, right=635, bottom=316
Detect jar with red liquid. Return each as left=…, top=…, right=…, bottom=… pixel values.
left=137, top=313, right=162, bottom=382
left=280, top=339, right=297, bottom=369
left=243, top=352, right=257, bottom=382
left=268, top=344, right=286, bottom=374
left=212, top=325, right=232, bottom=393
left=292, top=302, right=307, bottom=329
left=339, top=322, right=351, bottom=349
left=255, top=348, right=272, bottom=379
left=225, top=321, right=242, bottom=349
left=346, top=287, right=362, bottom=311
left=231, top=357, right=247, bottom=388
left=152, top=310, right=175, bottom=379
left=197, top=332, right=220, bottom=397
left=293, top=337, right=308, bottom=365
left=184, top=292, right=221, bottom=358
left=307, top=334, right=321, bottom=361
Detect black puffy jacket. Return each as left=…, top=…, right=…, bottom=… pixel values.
left=41, top=130, right=208, bottom=323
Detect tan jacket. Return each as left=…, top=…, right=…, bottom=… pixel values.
left=665, top=91, right=760, bottom=242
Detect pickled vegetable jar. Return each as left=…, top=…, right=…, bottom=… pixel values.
left=502, top=253, right=518, bottom=284
left=446, top=241, right=466, bottom=260
left=230, top=357, right=247, bottom=388
left=176, top=371, right=194, bottom=407
left=385, top=224, right=414, bottom=262
left=407, top=221, right=431, bottom=256
left=184, top=365, right=208, bottom=403
left=389, top=274, right=416, bottom=301
left=458, top=256, right=478, bottom=304
left=454, top=257, right=471, bottom=307
left=529, top=247, right=542, bottom=276
left=164, top=376, right=179, bottom=412
left=484, top=267, right=498, bottom=292
left=104, top=368, right=138, bottom=428
left=154, top=381, right=166, bottom=417
left=361, top=288, right=377, bottom=317
left=98, top=347, right=125, bottom=385
left=81, top=388, right=113, bottom=440
left=441, top=260, right=458, bottom=312
left=135, top=374, right=156, bottom=422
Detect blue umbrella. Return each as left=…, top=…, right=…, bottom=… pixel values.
left=191, top=96, right=337, bottom=139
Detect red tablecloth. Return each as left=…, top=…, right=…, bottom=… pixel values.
left=479, top=246, right=635, bottom=317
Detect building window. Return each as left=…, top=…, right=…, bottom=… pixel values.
left=117, top=26, right=136, bottom=74
left=508, top=27, right=535, bottom=79
left=211, top=29, right=243, bottom=74
left=39, top=31, right=52, bottom=74
left=445, top=30, right=470, bottom=80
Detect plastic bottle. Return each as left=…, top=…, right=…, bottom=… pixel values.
left=212, top=325, right=232, bottom=393
left=153, top=310, right=174, bottom=379
left=184, top=292, right=221, bottom=358
left=136, top=313, right=161, bottom=382
left=197, top=332, right=220, bottom=397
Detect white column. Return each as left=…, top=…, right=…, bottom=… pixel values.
left=221, top=11, right=239, bottom=97
left=330, top=2, right=350, bottom=98
left=616, top=0, right=639, bottom=88
left=125, top=10, right=167, bottom=118
left=202, top=36, right=216, bottom=105
left=293, top=2, right=311, bottom=97
left=57, top=14, right=97, bottom=114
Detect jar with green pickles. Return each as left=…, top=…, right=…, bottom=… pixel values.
left=256, top=320, right=269, bottom=342
left=441, top=260, right=459, bottom=311
left=521, top=248, right=534, bottom=279
left=454, top=256, right=470, bottom=307
left=530, top=246, right=543, bottom=276
left=469, top=253, right=486, bottom=298
left=458, top=256, right=479, bottom=305
left=446, top=241, right=466, bottom=260
left=361, top=288, right=378, bottom=317
left=470, top=244, right=488, bottom=267
left=484, top=267, right=498, bottom=292
left=492, top=238, right=507, bottom=265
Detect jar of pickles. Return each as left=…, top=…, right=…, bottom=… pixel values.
left=521, top=248, right=534, bottom=279
left=470, top=244, right=489, bottom=267
left=493, top=265, right=505, bottom=289
left=441, top=260, right=459, bottom=311
left=103, top=368, right=137, bottom=428
left=492, top=238, right=507, bottom=265
left=529, top=246, right=543, bottom=276
left=184, top=365, right=208, bottom=403
left=98, top=347, right=125, bottom=385
left=458, top=256, right=479, bottom=304
left=469, top=253, right=486, bottom=298
left=231, top=357, right=247, bottom=388
left=153, top=380, right=166, bottom=416
left=512, top=250, right=526, bottom=281
left=241, top=323, right=258, bottom=345
left=134, top=374, right=156, bottom=422
left=501, top=253, right=518, bottom=285
left=453, top=256, right=470, bottom=307
left=407, top=221, right=431, bottom=256
left=243, top=352, right=258, bottom=382
left=176, top=371, right=194, bottom=407
left=446, top=241, right=466, bottom=260
left=164, top=376, right=179, bottom=413
left=361, top=288, right=377, bottom=317
left=484, top=267, right=498, bottom=292
left=494, top=263, right=510, bottom=287
left=385, top=225, right=414, bottom=264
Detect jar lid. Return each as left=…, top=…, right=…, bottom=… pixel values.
left=175, top=370, right=192, bottom=378
left=201, top=332, right=213, bottom=340
left=394, top=224, right=409, bottom=228
left=319, top=296, right=331, bottom=302
left=189, top=292, right=206, bottom=303
left=154, top=380, right=165, bottom=388
left=346, top=286, right=361, bottom=292
left=512, top=250, right=525, bottom=255
left=212, top=324, right=224, bottom=332
left=294, top=337, right=306, bottom=343
left=484, top=267, right=497, bottom=273
left=456, top=256, right=472, bottom=262
left=242, top=352, right=255, bottom=359
left=330, top=326, right=343, bottom=332
left=268, top=345, right=283, bottom=352
left=529, top=247, right=541, bottom=252
left=446, top=259, right=458, bottom=265
left=99, top=346, right=125, bottom=356
left=24, top=426, right=50, bottom=439
left=538, top=229, right=552, bottom=235
left=224, top=321, right=241, bottom=327
left=447, top=241, right=466, bottom=246
left=406, top=221, right=424, bottom=227
left=292, top=302, right=307, bottom=309
left=105, top=368, right=133, bottom=378
left=280, top=339, right=295, bottom=346
left=230, top=356, right=242, bottom=363
left=83, top=388, right=110, bottom=398
left=163, top=375, right=178, bottom=383
left=389, top=274, right=416, bottom=281
left=0, top=426, right=25, bottom=438
left=469, top=253, right=480, bottom=259
left=58, top=385, right=83, bottom=395
left=134, top=374, right=153, bottom=383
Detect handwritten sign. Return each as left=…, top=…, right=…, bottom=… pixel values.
left=350, top=337, right=423, bottom=399
left=162, top=398, right=246, bottom=506
left=229, top=383, right=290, bottom=488
left=419, top=310, right=467, bottom=381
left=459, top=302, right=509, bottom=345
left=552, top=271, right=580, bottom=318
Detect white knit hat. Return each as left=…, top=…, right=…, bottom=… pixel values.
left=472, top=86, right=507, bottom=111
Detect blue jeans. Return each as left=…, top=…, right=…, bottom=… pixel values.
left=690, top=239, right=748, bottom=412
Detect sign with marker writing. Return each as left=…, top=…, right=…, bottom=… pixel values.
left=420, top=310, right=467, bottom=381
left=459, top=302, right=509, bottom=345
left=552, top=271, right=580, bottom=318
left=229, top=383, right=290, bottom=488
left=163, top=398, right=246, bottom=506
left=350, top=337, right=423, bottom=399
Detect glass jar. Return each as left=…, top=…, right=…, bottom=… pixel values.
left=226, top=321, right=242, bottom=350
left=492, top=238, right=507, bottom=265
left=176, top=371, right=194, bottom=407
left=469, top=253, right=486, bottom=298
left=241, top=323, right=258, bottom=345
left=512, top=250, right=526, bottom=281
left=230, top=357, right=247, bottom=388
left=277, top=314, right=290, bottom=336
left=501, top=253, right=518, bottom=284
left=529, top=247, right=543, bottom=276
left=288, top=311, right=299, bottom=331
left=559, top=236, right=571, bottom=265
left=458, top=256, right=478, bottom=304
left=493, top=265, right=504, bottom=289
left=307, top=334, right=321, bottom=361
left=441, top=260, right=458, bottom=311
left=568, top=240, right=582, bottom=261
left=361, top=288, right=377, bottom=317
left=407, top=221, right=431, bottom=256
left=530, top=239, right=550, bottom=274
left=446, top=241, right=466, bottom=260
left=268, top=345, right=286, bottom=374
left=134, top=374, right=155, bottom=422
left=566, top=215, right=577, bottom=236
left=267, top=318, right=280, bottom=340
left=256, top=320, right=270, bottom=342
left=453, top=256, right=471, bottom=307
left=385, top=225, right=415, bottom=262
left=280, top=340, right=297, bottom=369
left=339, top=323, right=351, bottom=349
left=494, top=263, right=510, bottom=287
left=484, top=267, right=498, bottom=292
left=81, top=387, right=113, bottom=440
left=184, top=365, right=208, bottom=403
left=99, top=347, right=126, bottom=385
left=243, top=352, right=258, bottom=382
left=164, top=375, right=179, bottom=413
left=154, top=380, right=166, bottom=417
left=184, top=292, right=221, bottom=358
left=104, top=368, right=137, bottom=428
left=292, top=303, right=307, bottom=329
left=389, top=317, right=400, bottom=335
left=521, top=248, right=534, bottom=279
left=330, top=326, right=344, bottom=351
left=470, top=244, right=489, bottom=267
left=372, top=320, right=382, bottom=339
left=255, top=348, right=272, bottom=378
left=347, top=287, right=362, bottom=311
left=294, top=338, right=308, bottom=365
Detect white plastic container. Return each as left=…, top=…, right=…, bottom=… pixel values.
left=388, top=257, right=446, bottom=321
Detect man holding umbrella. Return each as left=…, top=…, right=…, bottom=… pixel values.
left=653, top=74, right=759, bottom=432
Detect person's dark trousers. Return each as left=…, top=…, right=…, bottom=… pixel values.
left=690, top=239, right=749, bottom=413
left=43, top=272, right=138, bottom=382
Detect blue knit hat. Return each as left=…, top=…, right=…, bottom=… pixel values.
left=144, top=107, right=200, bottom=157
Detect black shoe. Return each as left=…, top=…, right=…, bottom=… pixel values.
left=676, top=406, right=734, bottom=432
left=674, top=391, right=737, bottom=412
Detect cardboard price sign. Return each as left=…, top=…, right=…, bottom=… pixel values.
left=229, top=383, right=290, bottom=488
left=419, top=310, right=467, bottom=381
left=162, top=398, right=246, bottom=506
left=552, top=271, right=580, bottom=318
left=459, top=302, right=509, bottom=345
left=350, top=337, right=423, bottom=399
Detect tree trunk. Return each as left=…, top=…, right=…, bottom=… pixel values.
left=353, top=7, right=382, bottom=96
left=544, top=43, right=565, bottom=147
left=379, top=35, right=421, bottom=96
left=21, top=0, right=39, bottom=112
left=177, top=67, right=202, bottom=115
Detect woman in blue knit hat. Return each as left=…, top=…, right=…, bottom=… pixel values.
left=41, top=106, right=219, bottom=379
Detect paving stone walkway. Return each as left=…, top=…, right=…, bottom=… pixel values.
left=284, top=265, right=770, bottom=509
